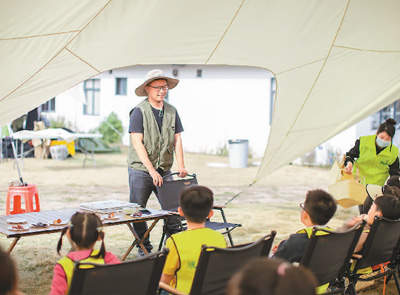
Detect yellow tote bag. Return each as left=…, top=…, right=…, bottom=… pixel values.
left=328, top=161, right=366, bottom=208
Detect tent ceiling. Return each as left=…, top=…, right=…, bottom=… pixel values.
left=1, top=0, right=400, bottom=179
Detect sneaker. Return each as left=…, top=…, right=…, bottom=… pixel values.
left=138, top=247, right=152, bottom=257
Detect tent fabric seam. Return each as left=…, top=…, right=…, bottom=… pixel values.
left=0, top=0, right=112, bottom=103
left=334, top=45, right=400, bottom=53
left=65, top=48, right=101, bottom=73
left=205, top=0, right=245, bottom=64
left=276, top=57, right=326, bottom=75
left=257, top=0, right=351, bottom=178
left=0, top=30, right=80, bottom=41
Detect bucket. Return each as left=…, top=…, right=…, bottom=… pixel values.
left=228, top=139, right=249, bottom=168
left=50, top=145, right=68, bottom=160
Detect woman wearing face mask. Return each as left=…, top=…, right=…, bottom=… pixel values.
left=344, top=118, right=399, bottom=211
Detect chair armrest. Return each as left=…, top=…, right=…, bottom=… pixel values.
left=213, top=204, right=224, bottom=209
left=159, top=282, right=187, bottom=295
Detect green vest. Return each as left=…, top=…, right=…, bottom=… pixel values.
left=128, top=99, right=176, bottom=172
left=355, top=135, right=399, bottom=186
left=297, top=226, right=331, bottom=294
left=57, top=250, right=105, bottom=293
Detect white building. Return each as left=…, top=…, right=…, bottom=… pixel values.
left=41, top=65, right=273, bottom=158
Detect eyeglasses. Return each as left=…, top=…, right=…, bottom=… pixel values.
left=147, top=85, right=169, bottom=92
left=299, top=202, right=309, bottom=214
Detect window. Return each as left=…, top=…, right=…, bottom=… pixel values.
left=40, top=97, right=56, bottom=112
left=115, top=77, right=127, bottom=95
left=371, top=99, right=400, bottom=129
left=83, top=79, right=100, bottom=115
left=196, top=69, right=203, bottom=78
left=172, top=69, right=179, bottom=77
left=269, top=77, right=276, bottom=125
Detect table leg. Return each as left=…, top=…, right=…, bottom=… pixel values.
left=121, top=217, right=163, bottom=261
left=8, top=237, right=20, bottom=253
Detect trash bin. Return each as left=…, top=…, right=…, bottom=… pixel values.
left=228, top=139, right=249, bottom=168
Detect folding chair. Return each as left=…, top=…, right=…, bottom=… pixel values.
left=159, top=231, right=276, bottom=295
left=300, top=223, right=365, bottom=295
left=346, top=217, right=400, bottom=295
left=157, top=173, right=241, bottom=249
left=68, top=249, right=168, bottom=295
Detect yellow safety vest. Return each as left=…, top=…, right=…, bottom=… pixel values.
left=297, top=227, right=331, bottom=294
left=57, top=250, right=105, bottom=293
left=355, top=135, right=398, bottom=186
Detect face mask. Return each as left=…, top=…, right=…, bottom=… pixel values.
left=376, top=137, right=391, bottom=148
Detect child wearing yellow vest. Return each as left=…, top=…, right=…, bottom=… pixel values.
left=342, top=193, right=400, bottom=256
left=49, top=212, right=120, bottom=295
left=160, top=185, right=226, bottom=294
left=272, top=189, right=337, bottom=294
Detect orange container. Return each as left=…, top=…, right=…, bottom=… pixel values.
left=6, top=184, right=40, bottom=215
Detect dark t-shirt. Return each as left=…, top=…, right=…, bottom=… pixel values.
left=273, top=232, right=309, bottom=263
left=129, top=106, right=184, bottom=134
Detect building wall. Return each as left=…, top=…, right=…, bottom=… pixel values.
left=43, top=65, right=272, bottom=158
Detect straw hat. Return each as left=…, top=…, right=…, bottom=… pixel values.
left=135, top=69, right=179, bottom=97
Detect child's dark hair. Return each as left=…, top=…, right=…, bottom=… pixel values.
left=227, top=258, right=317, bottom=295
left=304, top=189, right=337, bottom=225
left=386, top=175, right=400, bottom=189
left=0, top=246, right=18, bottom=295
left=57, top=212, right=105, bottom=258
left=377, top=118, right=396, bottom=138
left=374, top=194, right=400, bottom=220
left=179, top=185, right=213, bottom=223
left=383, top=185, right=400, bottom=200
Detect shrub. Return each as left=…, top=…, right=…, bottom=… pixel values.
left=49, top=116, right=73, bottom=129
left=98, top=112, right=123, bottom=144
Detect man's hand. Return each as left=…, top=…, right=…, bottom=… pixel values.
left=149, top=168, right=163, bottom=187
left=344, top=161, right=353, bottom=174
left=178, top=167, right=188, bottom=178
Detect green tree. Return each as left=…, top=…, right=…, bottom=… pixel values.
left=98, top=112, right=123, bottom=144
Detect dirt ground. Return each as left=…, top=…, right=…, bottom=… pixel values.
left=0, top=149, right=394, bottom=294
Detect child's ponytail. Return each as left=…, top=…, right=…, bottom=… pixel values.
left=96, top=230, right=106, bottom=259
left=57, top=226, right=69, bottom=255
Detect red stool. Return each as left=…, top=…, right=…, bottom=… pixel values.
left=6, top=184, right=40, bottom=215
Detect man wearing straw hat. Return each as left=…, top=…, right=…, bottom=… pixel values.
left=128, top=69, right=187, bottom=255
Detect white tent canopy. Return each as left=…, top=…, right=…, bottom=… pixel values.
left=1, top=0, right=400, bottom=180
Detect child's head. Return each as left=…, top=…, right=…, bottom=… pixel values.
left=57, top=212, right=105, bottom=258
left=367, top=194, right=400, bottom=225
left=227, top=258, right=317, bottom=295
left=301, top=189, right=337, bottom=226
left=0, top=246, right=18, bottom=295
left=179, top=185, right=213, bottom=223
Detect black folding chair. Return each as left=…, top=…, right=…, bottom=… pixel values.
left=346, top=217, right=400, bottom=295
left=160, top=231, right=276, bottom=295
left=300, top=223, right=365, bottom=295
left=68, top=249, right=168, bottom=295
left=157, top=173, right=241, bottom=249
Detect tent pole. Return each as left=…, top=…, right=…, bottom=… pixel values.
left=8, top=126, right=25, bottom=186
